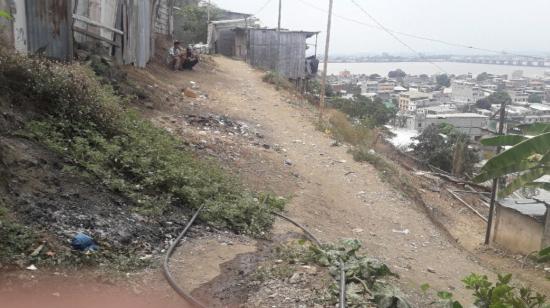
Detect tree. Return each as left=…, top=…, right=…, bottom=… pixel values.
left=175, top=3, right=222, bottom=43
left=476, top=72, right=490, bottom=82
left=327, top=96, right=396, bottom=127
left=412, top=123, right=479, bottom=175
left=474, top=123, right=550, bottom=197
left=436, top=74, right=451, bottom=88
left=475, top=98, right=492, bottom=110
left=528, top=93, right=543, bottom=103
left=388, top=69, right=406, bottom=80
left=369, top=73, right=381, bottom=80
left=0, top=10, right=11, bottom=20
left=486, top=91, right=512, bottom=106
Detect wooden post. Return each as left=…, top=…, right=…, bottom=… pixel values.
left=485, top=98, right=507, bottom=245
left=542, top=204, right=550, bottom=248
left=276, top=0, right=282, bottom=87
left=319, top=0, right=334, bottom=121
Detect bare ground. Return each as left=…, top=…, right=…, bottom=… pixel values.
left=122, top=56, right=549, bottom=306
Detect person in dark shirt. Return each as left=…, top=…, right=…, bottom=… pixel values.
left=181, top=47, right=199, bottom=70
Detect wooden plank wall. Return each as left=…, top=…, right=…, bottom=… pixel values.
left=248, top=29, right=306, bottom=79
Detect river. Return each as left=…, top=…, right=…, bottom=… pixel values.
left=327, top=62, right=549, bottom=78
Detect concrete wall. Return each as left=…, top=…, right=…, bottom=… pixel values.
left=493, top=205, right=544, bottom=255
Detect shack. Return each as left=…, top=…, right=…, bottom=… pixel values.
left=0, top=0, right=174, bottom=68
left=492, top=191, right=550, bottom=254
left=207, top=18, right=258, bottom=57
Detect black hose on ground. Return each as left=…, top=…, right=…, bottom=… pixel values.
left=163, top=206, right=345, bottom=307
left=162, top=204, right=207, bottom=308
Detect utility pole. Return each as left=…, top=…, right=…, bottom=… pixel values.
left=207, top=0, right=211, bottom=23
left=275, top=0, right=282, bottom=88
left=319, top=0, right=334, bottom=121
left=485, top=98, right=507, bottom=245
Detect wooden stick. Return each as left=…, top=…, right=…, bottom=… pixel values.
left=73, top=14, right=124, bottom=35
left=73, top=26, right=121, bottom=47
left=446, top=188, right=488, bottom=222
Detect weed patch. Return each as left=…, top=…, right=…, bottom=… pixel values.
left=0, top=50, right=282, bottom=237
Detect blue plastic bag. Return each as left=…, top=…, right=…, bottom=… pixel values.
left=71, top=233, right=99, bottom=252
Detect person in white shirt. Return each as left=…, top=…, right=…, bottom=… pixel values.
left=168, top=41, right=185, bottom=70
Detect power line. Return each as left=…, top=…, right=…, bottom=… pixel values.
left=295, top=0, right=545, bottom=61
left=349, top=0, right=447, bottom=74
left=252, top=0, right=274, bottom=17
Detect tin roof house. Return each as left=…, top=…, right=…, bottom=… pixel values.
left=208, top=19, right=320, bottom=80
left=1, top=0, right=175, bottom=68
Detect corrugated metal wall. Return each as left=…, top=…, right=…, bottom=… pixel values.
left=122, top=0, right=152, bottom=68
left=25, top=0, right=73, bottom=61
left=248, top=29, right=307, bottom=79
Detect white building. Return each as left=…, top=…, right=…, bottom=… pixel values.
left=399, top=91, right=431, bottom=113
left=451, top=80, right=483, bottom=104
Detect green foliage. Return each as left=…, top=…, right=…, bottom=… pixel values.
left=321, top=111, right=375, bottom=145
left=461, top=273, right=548, bottom=308
left=412, top=123, right=479, bottom=175
left=0, top=203, right=36, bottom=263
left=477, top=72, right=490, bottom=82
left=0, top=50, right=282, bottom=236
left=328, top=95, right=396, bottom=127
left=477, top=91, right=512, bottom=110
left=262, top=71, right=295, bottom=91
left=474, top=126, right=550, bottom=197
left=436, top=74, right=451, bottom=88
left=528, top=93, right=543, bottom=104
left=388, top=69, right=406, bottom=80
left=480, top=135, right=528, bottom=147
left=311, top=239, right=410, bottom=308
left=0, top=10, right=12, bottom=20
left=308, top=78, right=334, bottom=97
left=176, top=4, right=222, bottom=43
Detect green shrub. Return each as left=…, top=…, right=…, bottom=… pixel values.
left=0, top=202, right=36, bottom=263
left=1, top=50, right=282, bottom=236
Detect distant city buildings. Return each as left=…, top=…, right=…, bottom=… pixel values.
left=327, top=66, right=550, bottom=140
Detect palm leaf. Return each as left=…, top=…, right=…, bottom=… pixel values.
left=480, top=135, right=527, bottom=147
left=0, top=10, right=11, bottom=20
left=517, top=123, right=550, bottom=135
left=524, top=182, right=550, bottom=191
left=474, top=132, right=550, bottom=183
left=498, top=167, right=550, bottom=197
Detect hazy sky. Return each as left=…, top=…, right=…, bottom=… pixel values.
left=211, top=0, right=550, bottom=56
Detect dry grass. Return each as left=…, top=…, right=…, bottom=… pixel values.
left=318, top=110, right=375, bottom=146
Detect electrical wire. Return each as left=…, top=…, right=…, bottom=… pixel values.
left=252, top=0, right=274, bottom=17
left=349, top=0, right=447, bottom=74
left=296, top=0, right=546, bottom=61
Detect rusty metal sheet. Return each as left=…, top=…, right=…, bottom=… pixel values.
left=25, top=0, right=73, bottom=61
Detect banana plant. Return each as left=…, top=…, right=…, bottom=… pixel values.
left=0, top=10, right=12, bottom=20
left=474, top=123, right=550, bottom=197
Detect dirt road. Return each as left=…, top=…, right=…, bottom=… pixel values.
left=140, top=56, right=497, bottom=304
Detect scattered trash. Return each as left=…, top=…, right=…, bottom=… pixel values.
left=392, top=229, right=410, bottom=235
left=26, top=264, right=38, bottom=271
left=284, top=159, right=293, bottom=166
left=71, top=233, right=99, bottom=252
left=183, top=88, right=197, bottom=98
left=352, top=228, right=364, bottom=234
left=51, top=292, right=61, bottom=297
left=427, top=267, right=436, bottom=274
left=368, top=149, right=376, bottom=155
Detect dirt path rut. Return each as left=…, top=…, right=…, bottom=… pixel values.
left=149, top=56, right=498, bottom=304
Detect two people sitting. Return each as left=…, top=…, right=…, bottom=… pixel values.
left=169, top=41, right=199, bottom=71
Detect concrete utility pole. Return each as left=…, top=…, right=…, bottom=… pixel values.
left=485, top=99, right=507, bottom=245
left=319, top=0, right=334, bottom=121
